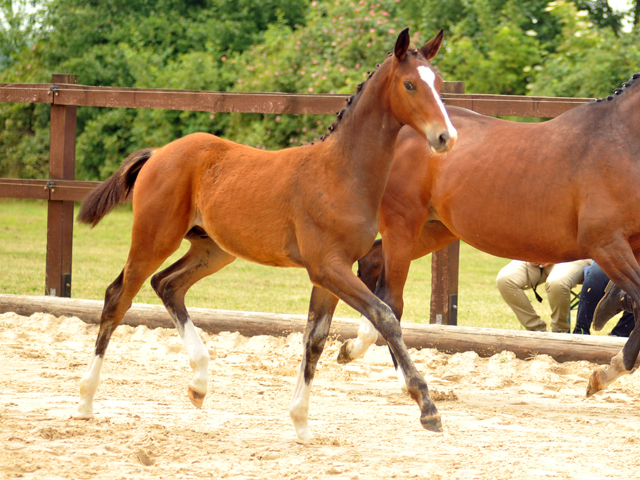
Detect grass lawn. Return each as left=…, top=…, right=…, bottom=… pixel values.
left=0, top=199, right=617, bottom=333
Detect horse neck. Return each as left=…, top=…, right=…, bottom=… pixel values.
left=614, top=84, right=640, bottom=132
left=326, top=71, right=402, bottom=197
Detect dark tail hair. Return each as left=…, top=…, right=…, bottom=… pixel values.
left=77, top=148, right=156, bottom=227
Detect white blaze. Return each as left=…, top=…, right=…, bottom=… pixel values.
left=417, top=66, right=457, bottom=139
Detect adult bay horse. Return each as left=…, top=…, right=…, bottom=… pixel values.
left=339, top=75, right=640, bottom=396
left=73, top=29, right=457, bottom=442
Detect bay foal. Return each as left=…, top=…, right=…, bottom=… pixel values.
left=342, top=76, right=640, bottom=396
left=74, top=29, right=456, bottom=441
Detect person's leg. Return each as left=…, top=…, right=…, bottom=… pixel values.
left=497, top=261, right=547, bottom=331
left=610, top=312, right=635, bottom=337
left=546, top=260, right=592, bottom=333
left=574, top=262, right=609, bottom=334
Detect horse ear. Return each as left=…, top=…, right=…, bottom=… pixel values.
left=394, top=28, right=410, bottom=61
left=420, top=29, right=444, bottom=61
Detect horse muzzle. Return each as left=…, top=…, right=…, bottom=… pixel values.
left=427, top=128, right=457, bottom=154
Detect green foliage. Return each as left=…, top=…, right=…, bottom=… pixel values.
left=529, top=1, right=640, bottom=98
left=0, top=0, right=41, bottom=70
left=0, top=0, right=638, bottom=179
left=0, top=0, right=308, bottom=179
left=438, top=13, right=542, bottom=94
left=227, top=0, right=409, bottom=148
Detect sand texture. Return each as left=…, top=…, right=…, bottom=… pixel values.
left=1, top=311, right=639, bottom=479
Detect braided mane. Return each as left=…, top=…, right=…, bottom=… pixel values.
left=317, top=49, right=424, bottom=142
left=592, top=72, right=640, bottom=104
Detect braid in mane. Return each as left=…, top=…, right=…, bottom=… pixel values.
left=592, top=72, right=640, bottom=104
left=317, top=49, right=426, bottom=142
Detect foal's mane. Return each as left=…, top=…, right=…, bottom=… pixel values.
left=318, top=49, right=425, bottom=142
left=592, top=72, right=640, bottom=104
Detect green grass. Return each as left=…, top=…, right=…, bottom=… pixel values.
left=0, top=199, right=615, bottom=333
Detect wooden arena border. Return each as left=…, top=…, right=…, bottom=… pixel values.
left=0, top=75, right=594, bottom=325
left=0, top=294, right=632, bottom=365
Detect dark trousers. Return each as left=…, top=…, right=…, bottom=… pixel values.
left=573, top=262, right=635, bottom=337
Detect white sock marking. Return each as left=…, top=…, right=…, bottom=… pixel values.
left=349, top=316, right=379, bottom=360
left=76, top=354, right=104, bottom=419
left=290, top=363, right=313, bottom=442
left=396, top=365, right=408, bottom=392
left=178, top=320, right=209, bottom=396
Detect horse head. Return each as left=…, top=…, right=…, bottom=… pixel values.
left=389, top=28, right=456, bottom=154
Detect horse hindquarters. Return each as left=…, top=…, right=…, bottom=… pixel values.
left=77, top=150, right=199, bottom=419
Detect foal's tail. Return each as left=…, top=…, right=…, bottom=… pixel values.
left=77, top=148, right=156, bottom=227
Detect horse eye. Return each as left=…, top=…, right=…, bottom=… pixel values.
left=404, top=81, right=415, bottom=91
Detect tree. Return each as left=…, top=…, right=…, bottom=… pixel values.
left=0, top=0, right=309, bottom=179
left=529, top=1, right=640, bottom=99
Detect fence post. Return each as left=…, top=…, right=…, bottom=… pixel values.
left=429, top=81, right=464, bottom=326
left=45, top=74, right=77, bottom=297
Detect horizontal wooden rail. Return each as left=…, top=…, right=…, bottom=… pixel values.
left=0, top=82, right=592, bottom=117
left=441, top=93, right=592, bottom=117
left=0, top=178, right=99, bottom=201
left=0, top=294, right=630, bottom=365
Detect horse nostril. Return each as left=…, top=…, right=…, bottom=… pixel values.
left=438, top=131, right=450, bottom=148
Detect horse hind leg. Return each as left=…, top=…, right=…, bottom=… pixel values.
left=290, top=286, right=339, bottom=442
left=337, top=240, right=383, bottom=364
left=151, top=227, right=236, bottom=409
left=76, top=244, right=181, bottom=419
left=586, top=239, right=640, bottom=396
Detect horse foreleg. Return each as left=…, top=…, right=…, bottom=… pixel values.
left=290, top=286, right=339, bottom=442
left=151, top=228, right=235, bottom=408
left=587, top=240, right=640, bottom=395
left=315, top=263, right=441, bottom=433
left=588, top=303, right=640, bottom=396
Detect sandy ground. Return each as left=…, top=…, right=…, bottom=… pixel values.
left=1, top=311, right=639, bottom=480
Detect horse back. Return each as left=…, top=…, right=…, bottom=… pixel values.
left=390, top=105, right=640, bottom=262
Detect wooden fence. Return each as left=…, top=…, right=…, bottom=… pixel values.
left=0, top=74, right=593, bottom=324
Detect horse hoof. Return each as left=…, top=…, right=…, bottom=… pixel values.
left=73, top=414, right=93, bottom=421
left=74, top=403, right=94, bottom=420
left=420, top=414, right=443, bottom=433
left=188, top=387, right=206, bottom=408
left=336, top=341, right=354, bottom=365
left=586, top=369, right=603, bottom=397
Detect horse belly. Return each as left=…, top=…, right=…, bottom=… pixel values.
left=200, top=204, right=303, bottom=268
left=446, top=210, right=583, bottom=262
